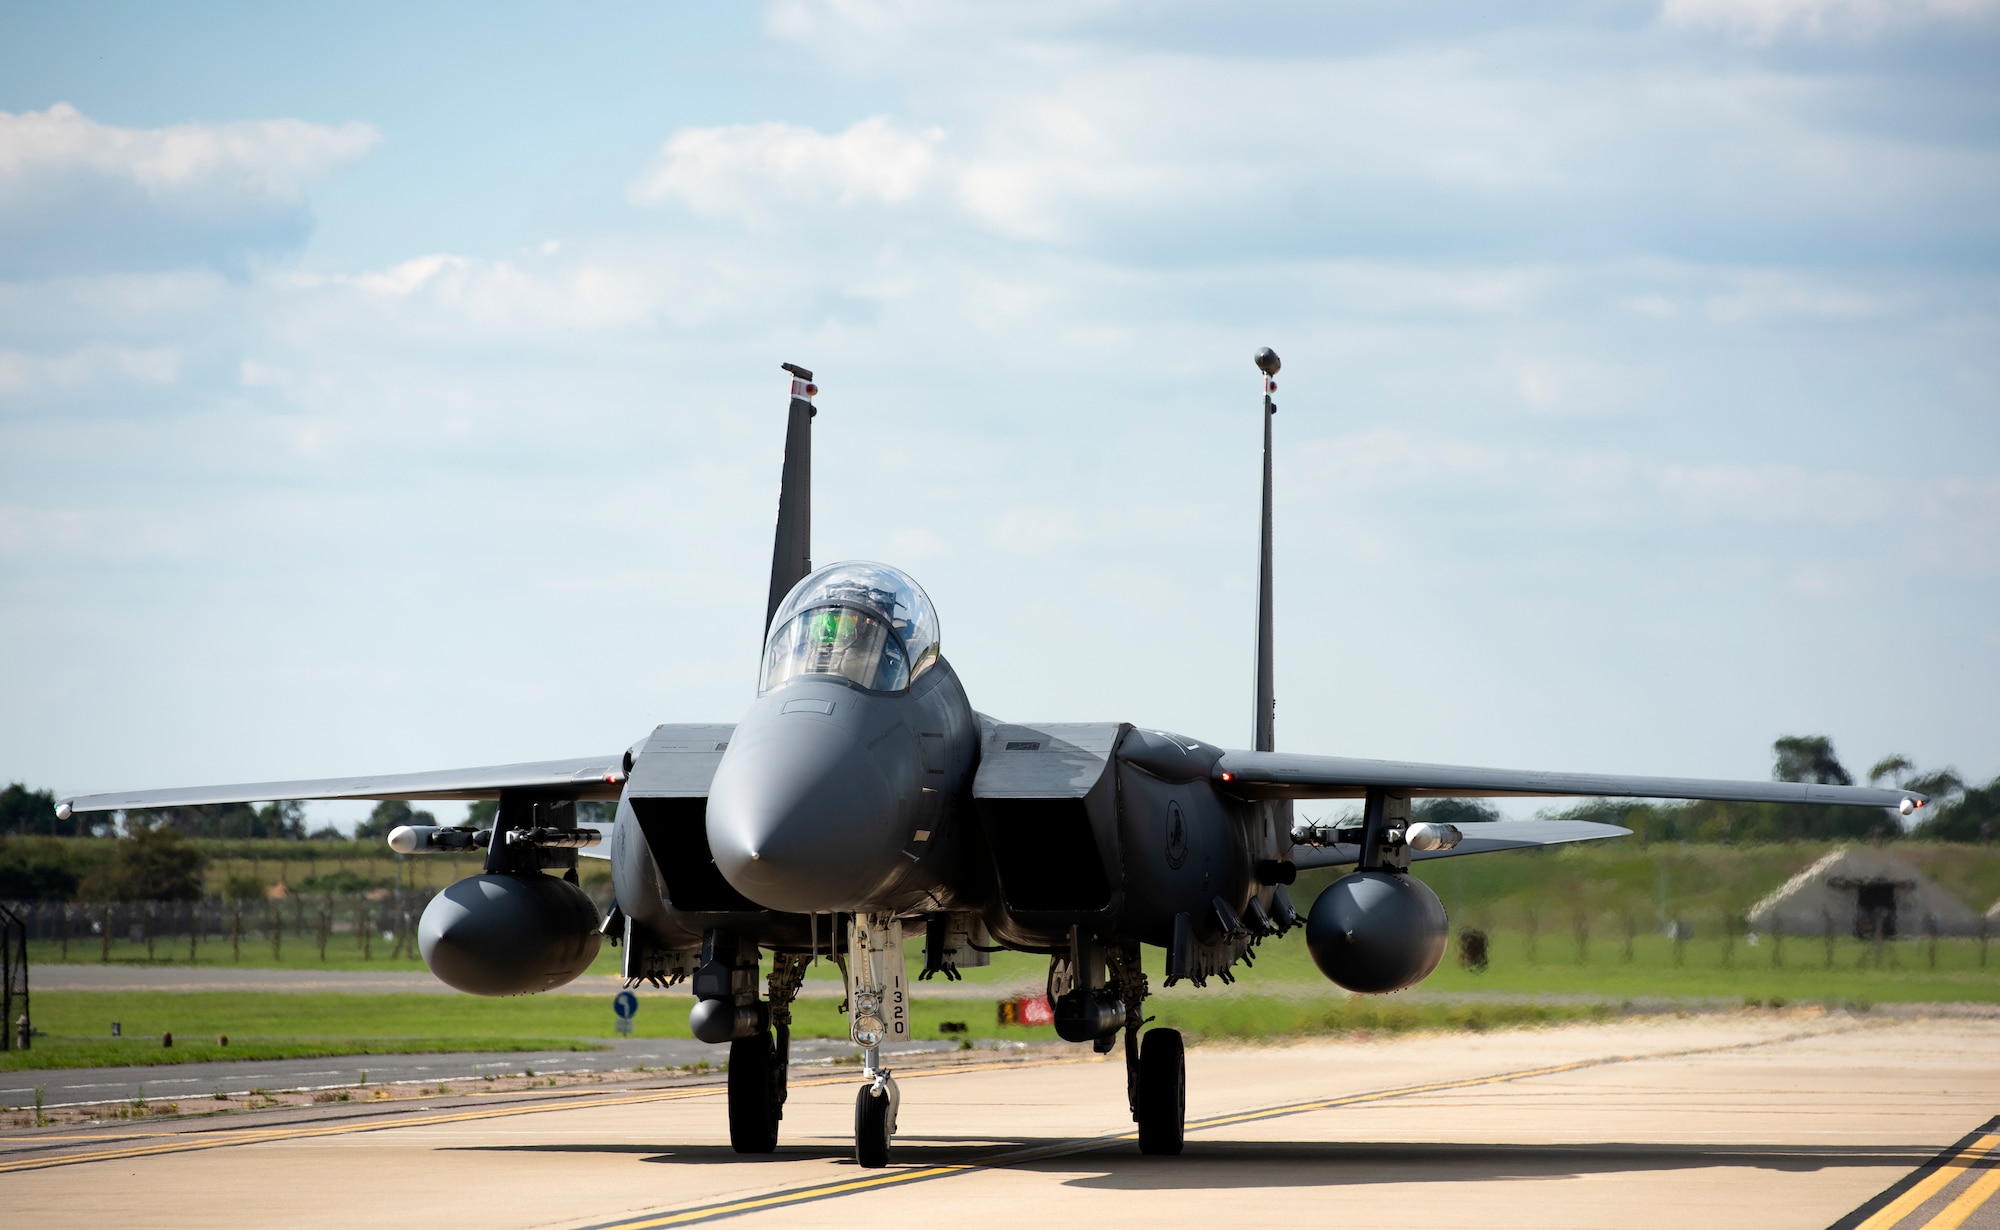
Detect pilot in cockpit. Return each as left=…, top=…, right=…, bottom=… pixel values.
left=759, top=562, right=939, bottom=696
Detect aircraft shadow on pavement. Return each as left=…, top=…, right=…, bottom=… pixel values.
left=1035, top=1139, right=1938, bottom=1191
left=452, top=1136, right=1933, bottom=1184
left=452, top=1143, right=862, bottom=1164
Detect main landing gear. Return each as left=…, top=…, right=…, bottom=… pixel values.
left=1108, top=940, right=1185, bottom=1155
left=1135, top=1028, right=1185, bottom=1154
left=724, top=952, right=808, bottom=1155
left=727, top=1030, right=780, bottom=1153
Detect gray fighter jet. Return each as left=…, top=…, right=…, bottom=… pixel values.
left=57, top=353, right=1926, bottom=1166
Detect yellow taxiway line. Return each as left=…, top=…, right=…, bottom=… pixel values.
left=1851, top=1122, right=2000, bottom=1230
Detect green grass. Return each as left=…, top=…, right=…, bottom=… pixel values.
left=1224, top=927, right=2000, bottom=1004
left=1, top=992, right=631, bottom=1072
left=2, top=983, right=1634, bottom=1077
left=0, top=989, right=1076, bottom=1074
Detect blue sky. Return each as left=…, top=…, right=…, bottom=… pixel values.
left=2, top=0, right=1996, bottom=829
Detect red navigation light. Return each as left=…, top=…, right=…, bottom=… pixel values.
left=1220, top=771, right=1234, bottom=782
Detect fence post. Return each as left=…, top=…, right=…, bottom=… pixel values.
left=1, top=901, right=26, bottom=1053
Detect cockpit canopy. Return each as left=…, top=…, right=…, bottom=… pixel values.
left=760, top=561, right=941, bottom=695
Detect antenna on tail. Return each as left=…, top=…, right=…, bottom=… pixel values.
left=766, top=363, right=818, bottom=634
left=1253, top=347, right=1280, bottom=753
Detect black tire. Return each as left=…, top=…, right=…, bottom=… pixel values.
left=728, top=1032, right=779, bottom=1154
left=855, top=1084, right=891, bottom=1169
left=1136, top=1028, right=1185, bottom=1156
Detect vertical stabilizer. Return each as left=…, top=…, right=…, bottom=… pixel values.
left=766, top=363, right=817, bottom=633
left=1253, top=348, right=1280, bottom=753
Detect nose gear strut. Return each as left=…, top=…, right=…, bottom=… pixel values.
left=846, top=912, right=908, bottom=1167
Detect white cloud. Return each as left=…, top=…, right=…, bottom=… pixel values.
left=1661, top=0, right=2000, bottom=40
left=629, top=116, right=944, bottom=218
left=0, top=344, right=180, bottom=396
left=0, top=103, right=377, bottom=277
left=0, top=102, right=377, bottom=198
left=628, top=16, right=2000, bottom=269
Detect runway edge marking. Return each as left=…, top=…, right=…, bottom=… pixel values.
left=575, top=1029, right=1852, bottom=1230
left=1833, top=1117, right=2000, bottom=1230
left=0, top=1054, right=1092, bottom=1174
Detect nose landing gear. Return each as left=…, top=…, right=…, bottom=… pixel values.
left=846, top=913, right=908, bottom=1168
left=854, top=1069, right=900, bottom=1168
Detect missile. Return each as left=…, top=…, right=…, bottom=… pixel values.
left=1404, top=822, right=1463, bottom=852
left=387, top=825, right=602, bottom=854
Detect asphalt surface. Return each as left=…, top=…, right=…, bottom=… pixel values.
left=6, top=1014, right=1998, bottom=1229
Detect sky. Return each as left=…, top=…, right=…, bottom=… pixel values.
left=2, top=0, right=1996, bottom=832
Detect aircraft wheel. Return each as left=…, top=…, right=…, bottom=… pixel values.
left=855, top=1083, right=892, bottom=1169
left=1136, top=1028, right=1185, bottom=1156
left=728, top=1032, right=780, bottom=1154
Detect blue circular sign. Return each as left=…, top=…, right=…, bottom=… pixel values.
left=613, top=991, right=639, bottom=1020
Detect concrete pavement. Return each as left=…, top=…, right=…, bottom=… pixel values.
left=4, top=1011, right=1996, bottom=1229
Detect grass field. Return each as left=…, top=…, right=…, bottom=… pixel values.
left=3, top=986, right=1636, bottom=1075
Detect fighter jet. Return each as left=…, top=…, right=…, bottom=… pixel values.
left=57, top=353, right=1926, bottom=1166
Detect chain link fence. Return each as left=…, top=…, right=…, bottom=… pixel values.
left=5, top=891, right=444, bottom=963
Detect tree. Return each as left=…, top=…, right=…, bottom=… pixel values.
left=0, top=836, right=109, bottom=899
left=1914, top=774, right=1998, bottom=843
left=256, top=800, right=308, bottom=840
left=466, top=800, right=498, bottom=829
left=1905, top=768, right=1966, bottom=803
left=1868, top=754, right=1914, bottom=788
left=76, top=827, right=208, bottom=901
left=0, top=782, right=111, bottom=836
left=1773, top=735, right=1852, bottom=786
left=353, top=800, right=435, bottom=842
left=122, top=801, right=306, bottom=839
left=1413, top=798, right=1501, bottom=826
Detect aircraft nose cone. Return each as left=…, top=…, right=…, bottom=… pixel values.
left=707, top=712, right=901, bottom=913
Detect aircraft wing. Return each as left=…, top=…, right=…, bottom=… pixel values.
left=1212, top=750, right=1926, bottom=869
left=1214, top=750, right=1925, bottom=809
left=1291, top=818, right=1636, bottom=871
left=56, top=755, right=628, bottom=817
